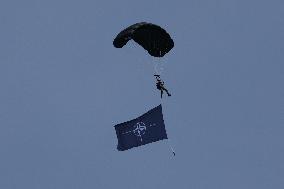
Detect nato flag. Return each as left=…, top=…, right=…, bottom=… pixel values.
left=114, top=104, right=168, bottom=151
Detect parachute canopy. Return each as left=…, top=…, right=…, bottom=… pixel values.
left=113, top=22, right=174, bottom=57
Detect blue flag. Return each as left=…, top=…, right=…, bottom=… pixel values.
left=114, top=104, right=168, bottom=151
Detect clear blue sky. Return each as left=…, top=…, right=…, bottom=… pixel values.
left=0, top=0, right=283, bottom=188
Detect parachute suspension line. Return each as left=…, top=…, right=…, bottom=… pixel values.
left=153, top=56, right=165, bottom=76
left=154, top=61, right=161, bottom=75
left=151, top=41, right=163, bottom=76
left=167, top=139, right=176, bottom=156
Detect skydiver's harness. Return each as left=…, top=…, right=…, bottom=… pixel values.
left=156, top=80, right=164, bottom=90
left=155, top=75, right=164, bottom=90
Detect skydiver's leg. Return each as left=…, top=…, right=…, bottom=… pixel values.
left=160, top=90, right=163, bottom=98
left=164, top=88, right=171, bottom=96
left=161, top=86, right=171, bottom=96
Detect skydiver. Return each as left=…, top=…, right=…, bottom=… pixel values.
left=154, top=75, right=171, bottom=98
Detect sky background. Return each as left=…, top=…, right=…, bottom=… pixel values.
left=0, top=0, right=284, bottom=188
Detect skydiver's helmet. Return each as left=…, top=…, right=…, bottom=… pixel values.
left=154, top=74, right=160, bottom=79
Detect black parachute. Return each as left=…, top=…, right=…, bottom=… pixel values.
left=113, top=22, right=174, bottom=57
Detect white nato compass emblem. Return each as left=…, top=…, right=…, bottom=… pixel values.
left=133, top=122, right=147, bottom=141
left=122, top=121, right=156, bottom=142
